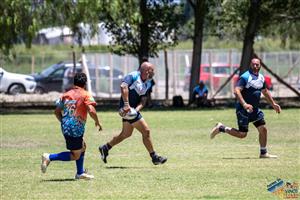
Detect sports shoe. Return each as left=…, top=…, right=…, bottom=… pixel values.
left=152, top=155, right=167, bottom=165
left=210, top=122, right=223, bottom=139
left=259, top=153, right=278, bottom=159
left=41, top=153, right=50, bottom=173
left=75, top=172, right=94, bottom=180
left=99, top=145, right=109, bottom=164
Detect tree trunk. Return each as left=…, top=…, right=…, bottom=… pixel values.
left=240, top=0, right=261, bottom=75
left=188, top=0, right=206, bottom=104
left=138, top=0, right=149, bottom=65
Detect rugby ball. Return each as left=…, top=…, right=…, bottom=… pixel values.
left=120, top=108, right=138, bottom=120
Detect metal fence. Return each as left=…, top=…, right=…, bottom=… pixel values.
left=3, top=49, right=300, bottom=99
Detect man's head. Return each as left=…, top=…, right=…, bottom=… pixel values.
left=199, top=80, right=204, bottom=88
left=250, top=58, right=261, bottom=74
left=140, top=62, right=155, bottom=81
left=74, top=72, right=87, bottom=88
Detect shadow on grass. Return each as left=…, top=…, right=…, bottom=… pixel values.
left=41, top=178, right=76, bottom=182
left=222, top=157, right=259, bottom=160
left=202, top=195, right=222, bottom=199
left=105, top=166, right=146, bottom=169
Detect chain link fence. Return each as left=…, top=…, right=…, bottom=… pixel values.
left=2, top=50, right=300, bottom=99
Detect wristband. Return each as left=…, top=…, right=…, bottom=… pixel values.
left=124, top=101, right=129, bottom=106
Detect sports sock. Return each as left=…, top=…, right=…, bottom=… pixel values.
left=150, top=151, right=157, bottom=158
left=260, top=147, right=267, bottom=155
left=219, top=125, right=226, bottom=132
left=76, top=152, right=85, bottom=175
left=49, top=152, right=71, bottom=161
left=106, top=143, right=112, bottom=150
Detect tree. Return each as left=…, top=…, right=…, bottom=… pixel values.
left=240, top=0, right=261, bottom=74
left=102, top=0, right=183, bottom=64
left=187, top=0, right=206, bottom=104
left=0, top=0, right=103, bottom=57
left=0, top=0, right=43, bottom=56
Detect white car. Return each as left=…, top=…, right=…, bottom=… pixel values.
left=0, top=68, right=36, bottom=95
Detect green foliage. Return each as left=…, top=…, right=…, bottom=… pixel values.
left=0, top=0, right=104, bottom=56
left=0, top=0, right=43, bottom=55
left=219, top=0, right=300, bottom=49
left=102, top=0, right=184, bottom=59
left=1, top=109, right=299, bottom=199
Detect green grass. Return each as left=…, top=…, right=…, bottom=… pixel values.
left=1, top=109, right=299, bottom=199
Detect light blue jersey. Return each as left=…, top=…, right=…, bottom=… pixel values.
left=236, top=70, right=266, bottom=109
left=120, top=71, right=154, bottom=108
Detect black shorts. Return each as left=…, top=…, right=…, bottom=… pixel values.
left=122, top=112, right=142, bottom=124
left=236, top=108, right=265, bottom=132
left=64, top=134, right=83, bottom=150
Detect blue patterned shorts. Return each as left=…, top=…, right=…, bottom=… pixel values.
left=61, top=116, right=85, bottom=137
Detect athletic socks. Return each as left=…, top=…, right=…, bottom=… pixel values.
left=76, top=152, right=85, bottom=175
left=48, top=151, right=86, bottom=175
left=219, top=125, right=232, bottom=133
left=150, top=151, right=157, bottom=158
left=219, top=125, right=226, bottom=132
left=49, top=152, right=71, bottom=161
left=106, top=143, right=112, bottom=150
left=260, top=147, right=267, bottom=155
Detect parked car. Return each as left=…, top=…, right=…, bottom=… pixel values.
left=32, top=61, right=81, bottom=93
left=0, top=68, right=36, bottom=95
left=89, top=65, right=124, bottom=93
left=184, top=63, right=273, bottom=91
left=33, top=61, right=123, bottom=93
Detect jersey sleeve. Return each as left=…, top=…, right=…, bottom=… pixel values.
left=84, top=92, right=96, bottom=106
left=122, top=74, right=134, bottom=86
left=55, top=97, right=64, bottom=109
left=144, top=80, right=154, bottom=97
left=236, top=76, right=247, bottom=89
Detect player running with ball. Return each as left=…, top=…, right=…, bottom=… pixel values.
left=211, top=58, right=281, bottom=158
left=99, top=62, right=167, bottom=165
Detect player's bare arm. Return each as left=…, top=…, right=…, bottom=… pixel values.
left=87, top=104, right=102, bottom=131
left=262, top=89, right=281, bottom=113
left=120, top=82, right=130, bottom=112
left=234, top=86, right=253, bottom=112
left=135, top=96, right=147, bottom=112
left=54, top=107, right=62, bottom=122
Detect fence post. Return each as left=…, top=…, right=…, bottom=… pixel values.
left=209, top=50, right=214, bottom=95
left=95, top=54, right=100, bottom=96
left=229, top=49, right=233, bottom=98
left=31, top=54, right=35, bottom=74
left=164, top=50, right=169, bottom=101
left=172, top=50, right=176, bottom=96
left=109, top=53, right=113, bottom=97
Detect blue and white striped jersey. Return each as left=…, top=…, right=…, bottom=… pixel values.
left=236, top=70, right=266, bottom=109
left=119, top=71, right=154, bottom=108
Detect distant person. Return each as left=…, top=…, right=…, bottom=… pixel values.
left=191, top=81, right=209, bottom=107
left=98, top=62, right=167, bottom=165
left=41, top=72, right=102, bottom=180
left=210, top=58, right=281, bottom=158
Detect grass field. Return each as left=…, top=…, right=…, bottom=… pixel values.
left=1, top=109, right=299, bottom=199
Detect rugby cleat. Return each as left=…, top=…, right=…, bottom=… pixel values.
left=152, top=155, right=167, bottom=165
left=75, top=172, right=94, bottom=180
left=259, top=153, right=278, bottom=159
left=41, top=153, right=50, bottom=173
left=99, top=145, right=109, bottom=164
left=210, top=122, right=223, bottom=139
